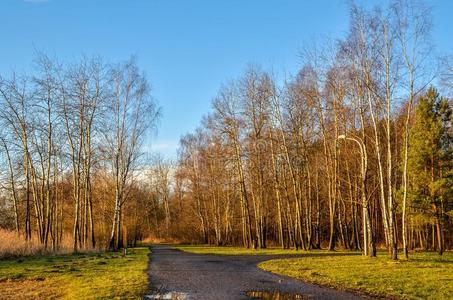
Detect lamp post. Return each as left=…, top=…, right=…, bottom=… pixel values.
left=338, top=134, right=372, bottom=256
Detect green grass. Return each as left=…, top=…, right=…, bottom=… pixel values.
left=175, top=244, right=324, bottom=255
left=0, top=247, right=150, bottom=300
left=259, top=251, right=453, bottom=300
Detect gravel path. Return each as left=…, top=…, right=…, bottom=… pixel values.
left=146, top=245, right=368, bottom=300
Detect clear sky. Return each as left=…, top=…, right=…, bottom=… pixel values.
left=1, top=0, right=452, bottom=158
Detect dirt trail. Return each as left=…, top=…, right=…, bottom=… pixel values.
left=146, top=245, right=368, bottom=300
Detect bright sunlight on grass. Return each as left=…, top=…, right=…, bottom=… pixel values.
left=0, top=247, right=150, bottom=300
left=175, top=245, right=326, bottom=255
left=259, top=251, right=453, bottom=300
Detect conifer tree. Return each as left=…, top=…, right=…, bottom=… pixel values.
left=408, top=87, right=453, bottom=255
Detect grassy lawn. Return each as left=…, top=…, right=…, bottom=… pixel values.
left=0, top=247, right=150, bottom=300
left=175, top=244, right=328, bottom=255
left=259, top=251, right=452, bottom=300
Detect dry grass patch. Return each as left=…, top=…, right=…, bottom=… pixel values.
left=0, top=229, right=73, bottom=258
left=0, top=278, right=61, bottom=300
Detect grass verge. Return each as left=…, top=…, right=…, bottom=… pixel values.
left=259, top=251, right=452, bottom=300
left=175, top=245, right=327, bottom=255
left=0, top=247, right=150, bottom=300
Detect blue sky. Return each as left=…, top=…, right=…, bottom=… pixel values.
left=1, top=0, right=452, bottom=158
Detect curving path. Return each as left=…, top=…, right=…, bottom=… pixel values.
left=146, top=245, right=369, bottom=300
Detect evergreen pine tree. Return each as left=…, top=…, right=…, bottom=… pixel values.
left=407, top=87, right=453, bottom=255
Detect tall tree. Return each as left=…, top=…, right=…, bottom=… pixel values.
left=106, top=58, right=160, bottom=251
left=407, top=87, right=452, bottom=255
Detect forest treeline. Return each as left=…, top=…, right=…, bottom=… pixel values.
left=169, top=1, right=453, bottom=259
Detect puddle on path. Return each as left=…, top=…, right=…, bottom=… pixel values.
left=145, top=291, right=188, bottom=300
left=247, top=290, right=313, bottom=300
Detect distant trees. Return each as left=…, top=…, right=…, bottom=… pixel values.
left=148, top=155, right=173, bottom=235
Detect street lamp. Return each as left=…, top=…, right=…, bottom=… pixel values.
left=338, top=134, right=372, bottom=256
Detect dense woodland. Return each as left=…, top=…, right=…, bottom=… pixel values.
left=0, top=0, right=452, bottom=260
